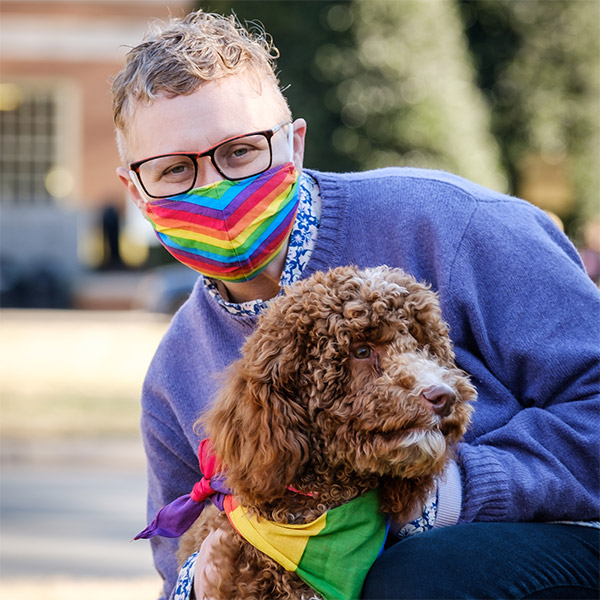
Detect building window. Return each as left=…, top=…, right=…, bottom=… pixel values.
left=0, top=82, right=75, bottom=205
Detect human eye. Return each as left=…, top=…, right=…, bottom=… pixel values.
left=160, top=158, right=194, bottom=182
left=141, top=156, right=193, bottom=184
left=224, top=142, right=260, bottom=164
left=217, top=135, right=268, bottom=170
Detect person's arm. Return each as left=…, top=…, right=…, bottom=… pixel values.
left=141, top=406, right=199, bottom=599
left=443, top=198, right=599, bottom=524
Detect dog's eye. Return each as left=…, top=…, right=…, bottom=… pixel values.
left=351, top=345, right=372, bottom=359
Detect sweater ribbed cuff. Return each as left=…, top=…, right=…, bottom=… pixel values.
left=434, top=459, right=462, bottom=528
left=457, top=444, right=511, bottom=522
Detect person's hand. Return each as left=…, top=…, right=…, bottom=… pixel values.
left=193, top=527, right=226, bottom=600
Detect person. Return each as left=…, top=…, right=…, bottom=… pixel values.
left=111, top=10, right=599, bottom=600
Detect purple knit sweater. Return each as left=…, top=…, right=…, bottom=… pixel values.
left=139, top=168, right=600, bottom=598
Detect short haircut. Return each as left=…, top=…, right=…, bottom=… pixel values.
left=111, top=10, right=291, bottom=161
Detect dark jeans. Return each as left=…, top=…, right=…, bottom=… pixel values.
left=362, top=523, right=599, bottom=599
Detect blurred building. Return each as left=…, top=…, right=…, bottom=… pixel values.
left=0, top=0, right=193, bottom=308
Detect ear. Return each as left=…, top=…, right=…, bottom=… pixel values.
left=291, top=118, right=307, bottom=173
left=403, top=280, right=455, bottom=366
left=204, top=331, right=311, bottom=505
left=116, top=166, right=147, bottom=211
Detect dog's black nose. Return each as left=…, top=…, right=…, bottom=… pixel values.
left=422, top=384, right=456, bottom=417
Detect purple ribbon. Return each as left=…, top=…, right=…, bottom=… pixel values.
left=134, top=473, right=231, bottom=540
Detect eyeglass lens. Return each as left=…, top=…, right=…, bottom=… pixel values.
left=137, top=133, right=273, bottom=198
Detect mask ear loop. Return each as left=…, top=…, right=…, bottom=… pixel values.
left=129, top=170, right=149, bottom=205
left=287, top=123, right=295, bottom=163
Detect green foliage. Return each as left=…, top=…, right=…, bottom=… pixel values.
left=315, top=0, right=507, bottom=191
left=197, top=0, right=359, bottom=173
left=460, top=0, right=600, bottom=232
left=199, top=0, right=507, bottom=190
left=196, top=0, right=599, bottom=233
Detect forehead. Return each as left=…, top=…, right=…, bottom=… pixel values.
left=125, top=73, right=287, bottom=162
left=282, top=269, right=410, bottom=334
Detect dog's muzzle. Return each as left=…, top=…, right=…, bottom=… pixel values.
left=422, top=383, right=456, bottom=417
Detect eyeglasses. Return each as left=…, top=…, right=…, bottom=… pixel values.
left=129, top=122, right=291, bottom=199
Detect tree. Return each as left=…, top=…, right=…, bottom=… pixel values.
left=196, top=0, right=598, bottom=238
left=460, top=0, right=600, bottom=235
left=197, top=0, right=359, bottom=172
left=314, top=0, right=507, bottom=191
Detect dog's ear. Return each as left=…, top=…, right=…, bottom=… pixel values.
left=402, top=279, right=455, bottom=366
left=204, top=319, right=311, bottom=506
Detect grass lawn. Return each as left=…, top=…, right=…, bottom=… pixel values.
left=0, top=309, right=170, bottom=598
left=0, top=309, right=170, bottom=439
left=0, top=576, right=162, bottom=599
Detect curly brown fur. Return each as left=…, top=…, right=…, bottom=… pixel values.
left=177, top=506, right=313, bottom=599
left=180, top=265, right=476, bottom=599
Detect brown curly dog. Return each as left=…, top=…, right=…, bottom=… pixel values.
left=178, top=265, right=476, bottom=599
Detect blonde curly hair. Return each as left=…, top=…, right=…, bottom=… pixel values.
left=111, top=10, right=291, bottom=161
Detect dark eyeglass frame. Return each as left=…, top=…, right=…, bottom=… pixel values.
left=129, top=121, right=290, bottom=198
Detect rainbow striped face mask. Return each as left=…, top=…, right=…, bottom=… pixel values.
left=142, top=162, right=300, bottom=282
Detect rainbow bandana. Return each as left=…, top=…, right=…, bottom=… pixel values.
left=224, top=489, right=388, bottom=600
left=135, top=440, right=389, bottom=600
left=144, top=162, right=300, bottom=282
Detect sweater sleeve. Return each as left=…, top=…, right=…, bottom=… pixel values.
left=138, top=286, right=250, bottom=599
left=139, top=312, right=211, bottom=599
left=446, top=195, right=600, bottom=523
left=141, top=407, right=198, bottom=599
